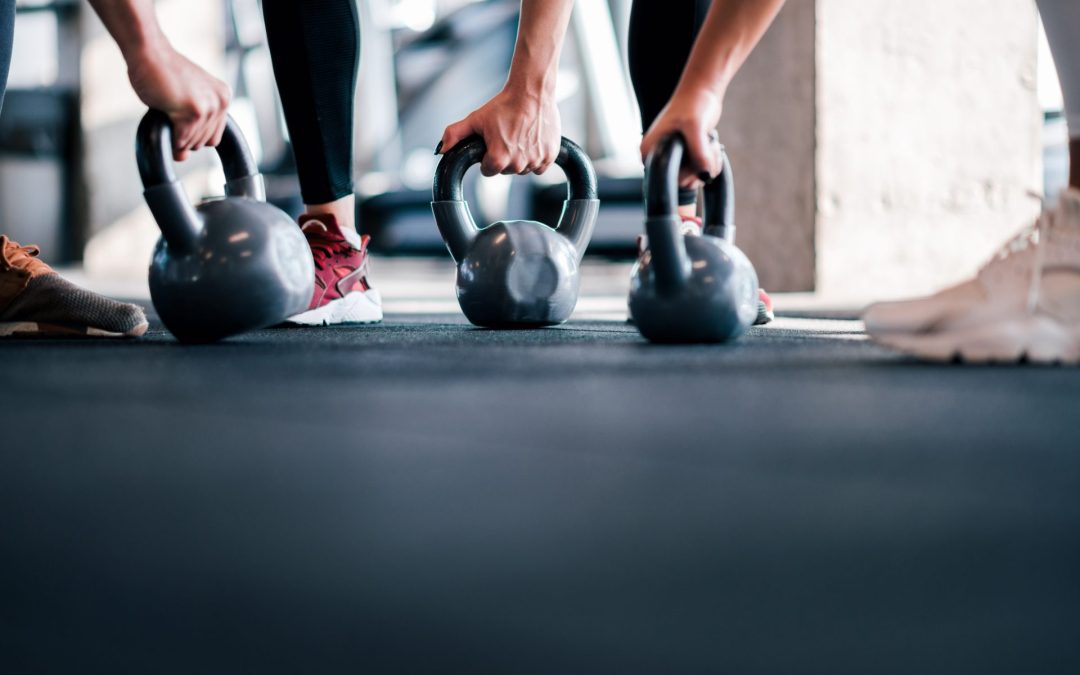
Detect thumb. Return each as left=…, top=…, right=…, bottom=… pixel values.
left=683, top=128, right=720, bottom=180
left=439, top=117, right=477, bottom=155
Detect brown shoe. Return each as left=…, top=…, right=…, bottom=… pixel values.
left=0, top=236, right=148, bottom=338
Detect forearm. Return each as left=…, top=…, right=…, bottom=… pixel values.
left=86, top=0, right=171, bottom=64
left=504, top=0, right=575, bottom=97
left=676, top=0, right=786, bottom=101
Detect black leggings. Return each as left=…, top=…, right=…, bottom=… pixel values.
left=262, top=0, right=360, bottom=206
left=0, top=0, right=14, bottom=113
left=628, top=0, right=711, bottom=207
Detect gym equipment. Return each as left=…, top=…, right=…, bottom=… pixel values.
left=431, top=135, right=600, bottom=327
left=1, top=1, right=83, bottom=263
left=628, top=135, right=759, bottom=344
left=136, top=109, right=314, bottom=343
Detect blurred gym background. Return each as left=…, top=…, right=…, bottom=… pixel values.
left=0, top=0, right=1067, bottom=303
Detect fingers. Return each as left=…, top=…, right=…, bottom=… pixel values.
left=683, top=127, right=722, bottom=182
left=205, top=81, right=231, bottom=148
left=530, top=140, right=560, bottom=176
left=480, top=147, right=513, bottom=177
left=442, top=116, right=558, bottom=177
left=439, top=118, right=476, bottom=156
left=169, top=79, right=230, bottom=162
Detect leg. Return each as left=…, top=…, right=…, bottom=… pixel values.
left=0, top=0, right=11, bottom=112
left=261, top=0, right=381, bottom=325
left=628, top=0, right=711, bottom=218
left=1037, top=0, right=1080, bottom=190
left=262, top=0, right=360, bottom=228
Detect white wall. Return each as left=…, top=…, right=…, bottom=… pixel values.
left=815, top=0, right=1042, bottom=298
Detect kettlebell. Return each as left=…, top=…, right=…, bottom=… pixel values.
left=628, top=135, right=759, bottom=344
left=431, top=136, right=600, bottom=327
left=136, top=109, right=314, bottom=343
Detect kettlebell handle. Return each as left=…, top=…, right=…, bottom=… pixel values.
left=643, top=134, right=736, bottom=295
left=433, top=135, right=598, bottom=201
left=645, top=134, right=734, bottom=240
left=135, top=109, right=266, bottom=255
left=431, top=135, right=600, bottom=261
left=136, top=109, right=265, bottom=199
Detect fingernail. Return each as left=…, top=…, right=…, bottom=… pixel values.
left=434, top=141, right=443, bottom=155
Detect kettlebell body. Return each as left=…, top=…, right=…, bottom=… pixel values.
left=628, top=136, right=760, bottom=344
left=137, top=110, right=314, bottom=343
left=431, top=136, right=599, bottom=328
left=456, top=220, right=582, bottom=327
left=148, top=198, right=313, bottom=343
left=629, top=223, right=758, bottom=343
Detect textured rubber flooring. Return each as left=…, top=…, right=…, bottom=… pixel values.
left=1, top=312, right=1079, bottom=674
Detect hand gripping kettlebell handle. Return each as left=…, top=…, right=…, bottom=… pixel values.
left=136, top=109, right=266, bottom=254
left=431, top=135, right=599, bottom=261
left=431, top=135, right=598, bottom=201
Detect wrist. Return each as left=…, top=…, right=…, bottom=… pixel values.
left=503, top=66, right=557, bottom=100
left=120, top=26, right=172, bottom=69
left=672, top=79, right=725, bottom=109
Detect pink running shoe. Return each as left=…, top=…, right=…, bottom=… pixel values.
left=285, top=215, right=382, bottom=325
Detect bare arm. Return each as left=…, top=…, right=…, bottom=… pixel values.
left=439, top=0, right=574, bottom=176
left=87, top=0, right=231, bottom=161
left=642, top=0, right=786, bottom=185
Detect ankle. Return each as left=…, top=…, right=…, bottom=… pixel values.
left=303, top=194, right=356, bottom=232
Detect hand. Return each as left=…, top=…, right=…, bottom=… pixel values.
left=640, top=88, right=724, bottom=191
left=439, top=86, right=561, bottom=177
left=126, top=47, right=231, bottom=162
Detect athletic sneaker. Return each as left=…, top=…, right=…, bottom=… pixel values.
left=0, top=236, right=147, bottom=338
left=634, top=216, right=775, bottom=325
left=286, top=214, right=382, bottom=325
left=863, top=188, right=1080, bottom=364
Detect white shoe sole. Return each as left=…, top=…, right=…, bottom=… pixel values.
left=285, top=289, right=383, bottom=326
left=869, top=315, right=1080, bottom=365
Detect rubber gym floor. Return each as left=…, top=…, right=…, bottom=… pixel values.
left=2, top=259, right=1078, bottom=674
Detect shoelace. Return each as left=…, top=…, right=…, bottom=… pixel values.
left=307, top=237, right=359, bottom=271
left=982, top=195, right=1052, bottom=314
left=0, top=236, right=50, bottom=274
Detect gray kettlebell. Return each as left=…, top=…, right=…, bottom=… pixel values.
left=137, top=109, right=314, bottom=343
left=628, top=135, right=759, bottom=344
left=431, top=136, right=600, bottom=327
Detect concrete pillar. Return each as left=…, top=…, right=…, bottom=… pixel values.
left=815, top=0, right=1042, bottom=299
left=722, top=0, right=1042, bottom=297
left=719, top=0, right=817, bottom=293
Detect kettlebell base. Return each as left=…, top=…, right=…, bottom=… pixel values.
left=465, top=318, right=567, bottom=330
left=460, top=305, right=569, bottom=329
left=632, top=323, right=749, bottom=345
